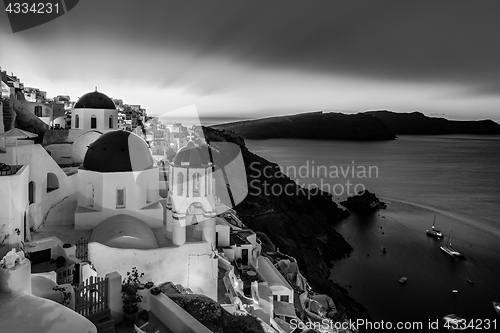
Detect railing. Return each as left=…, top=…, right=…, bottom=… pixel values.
left=0, top=163, right=14, bottom=176
left=56, top=264, right=74, bottom=284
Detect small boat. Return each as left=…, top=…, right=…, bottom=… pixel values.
left=398, top=277, right=407, bottom=284
left=467, top=279, right=474, bottom=285
left=426, top=215, right=443, bottom=238
left=493, top=301, right=500, bottom=316
left=381, top=247, right=387, bottom=253
left=440, top=228, right=463, bottom=258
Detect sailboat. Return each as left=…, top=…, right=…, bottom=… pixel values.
left=426, top=215, right=443, bottom=238
left=440, top=227, right=463, bottom=258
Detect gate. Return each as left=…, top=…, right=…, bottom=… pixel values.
left=74, top=276, right=108, bottom=316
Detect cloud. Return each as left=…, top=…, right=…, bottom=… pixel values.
left=1, top=0, right=499, bottom=119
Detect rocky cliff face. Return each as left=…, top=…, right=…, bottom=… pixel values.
left=203, top=126, right=370, bottom=320
left=212, top=111, right=396, bottom=140
left=365, top=110, right=500, bottom=135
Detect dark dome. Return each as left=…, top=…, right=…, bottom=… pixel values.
left=83, top=131, right=153, bottom=172
left=74, top=91, right=116, bottom=109
left=173, top=141, right=211, bottom=167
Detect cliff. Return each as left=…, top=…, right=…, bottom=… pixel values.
left=212, top=111, right=396, bottom=140
left=202, top=126, right=370, bottom=320
left=365, top=110, right=500, bottom=135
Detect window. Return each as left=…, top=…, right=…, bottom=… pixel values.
left=28, top=181, right=36, bottom=204
left=116, top=187, right=125, bottom=208
left=177, top=172, right=184, bottom=196
left=75, top=115, right=79, bottom=128
left=46, top=173, right=59, bottom=193
left=273, top=295, right=278, bottom=301
left=91, top=115, right=97, bottom=129
left=280, top=295, right=289, bottom=303
left=34, top=105, right=42, bottom=117
left=109, top=115, right=113, bottom=128
left=192, top=172, right=200, bottom=197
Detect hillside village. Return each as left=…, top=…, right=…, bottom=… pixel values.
left=0, top=67, right=354, bottom=333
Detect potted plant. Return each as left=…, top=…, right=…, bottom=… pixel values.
left=122, top=267, right=144, bottom=326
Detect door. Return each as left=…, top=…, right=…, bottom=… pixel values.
left=242, top=249, right=249, bottom=266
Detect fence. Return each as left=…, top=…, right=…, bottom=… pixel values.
left=74, top=276, right=108, bottom=317
left=75, top=237, right=88, bottom=262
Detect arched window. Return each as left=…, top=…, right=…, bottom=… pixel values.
left=46, top=173, right=59, bottom=192
left=109, top=115, right=113, bottom=128
left=86, top=183, right=94, bottom=207
left=192, top=172, right=201, bottom=197
left=177, top=172, right=184, bottom=196
left=116, top=186, right=125, bottom=208
left=28, top=181, right=35, bottom=204
left=91, top=115, right=97, bottom=129
left=75, top=115, right=80, bottom=129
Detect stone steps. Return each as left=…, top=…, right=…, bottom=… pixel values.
left=86, top=308, right=115, bottom=333
left=3, top=103, right=14, bottom=131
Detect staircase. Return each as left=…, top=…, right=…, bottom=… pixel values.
left=86, top=308, right=115, bottom=333
left=2, top=102, right=15, bottom=131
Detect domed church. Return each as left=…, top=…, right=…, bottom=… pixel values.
left=43, top=89, right=120, bottom=165
left=74, top=130, right=163, bottom=231
left=75, top=135, right=219, bottom=298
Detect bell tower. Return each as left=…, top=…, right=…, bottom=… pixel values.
left=166, top=141, right=216, bottom=246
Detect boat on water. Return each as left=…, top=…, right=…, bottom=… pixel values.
left=493, top=301, right=500, bottom=316
left=440, top=227, right=464, bottom=258
left=398, top=277, right=407, bottom=284
left=426, top=215, right=443, bottom=238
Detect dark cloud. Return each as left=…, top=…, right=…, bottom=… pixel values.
left=63, top=1, right=499, bottom=93
left=3, top=0, right=499, bottom=118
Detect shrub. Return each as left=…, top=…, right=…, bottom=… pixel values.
left=122, top=267, right=144, bottom=314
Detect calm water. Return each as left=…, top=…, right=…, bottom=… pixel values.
left=246, top=135, right=500, bottom=331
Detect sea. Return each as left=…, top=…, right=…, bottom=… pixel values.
left=246, top=135, right=500, bottom=332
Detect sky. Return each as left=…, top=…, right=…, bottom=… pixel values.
left=1, top=0, right=499, bottom=123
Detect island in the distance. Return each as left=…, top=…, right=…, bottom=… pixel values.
left=212, top=111, right=396, bottom=140
left=365, top=110, right=500, bottom=135
left=212, top=110, right=500, bottom=140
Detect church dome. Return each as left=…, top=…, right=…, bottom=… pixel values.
left=83, top=130, right=153, bottom=172
left=172, top=141, right=211, bottom=167
left=74, top=91, right=116, bottom=109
